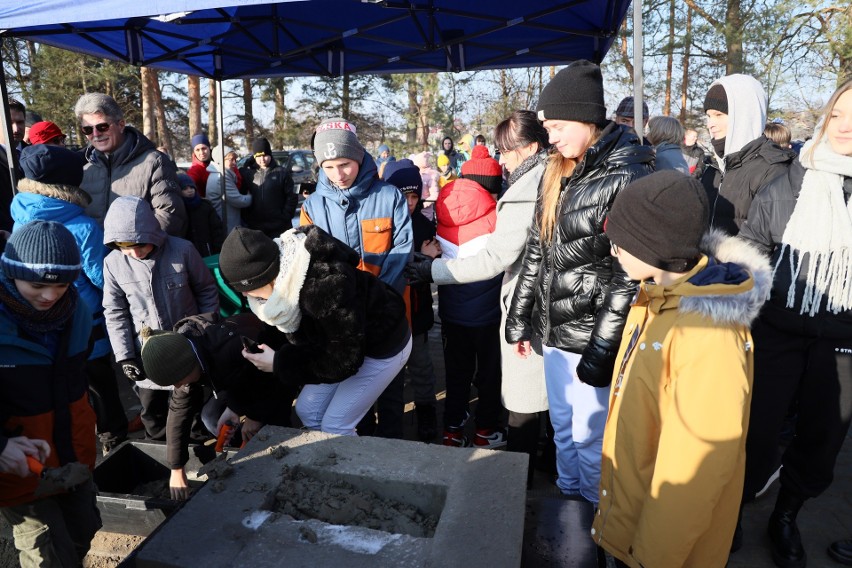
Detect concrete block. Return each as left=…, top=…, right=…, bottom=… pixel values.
left=134, top=427, right=528, bottom=567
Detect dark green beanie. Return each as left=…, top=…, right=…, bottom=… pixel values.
left=141, top=331, right=199, bottom=387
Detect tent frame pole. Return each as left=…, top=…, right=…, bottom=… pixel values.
left=216, top=78, right=227, bottom=229
left=633, top=0, right=644, bottom=143
left=0, top=49, right=20, bottom=206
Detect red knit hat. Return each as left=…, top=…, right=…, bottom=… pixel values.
left=461, top=146, right=502, bottom=194
left=28, top=121, right=66, bottom=145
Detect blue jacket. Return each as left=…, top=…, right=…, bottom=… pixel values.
left=301, top=153, right=413, bottom=293
left=11, top=179, right=111, bottom=359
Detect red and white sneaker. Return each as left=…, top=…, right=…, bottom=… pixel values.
left=474, top=428, right=507, bottom=449
left=442, top=428, right=470, bottom=447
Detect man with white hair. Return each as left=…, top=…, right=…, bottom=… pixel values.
left=75, top=92, right=186, bottom=236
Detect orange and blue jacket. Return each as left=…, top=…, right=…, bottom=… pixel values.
left=0, top=296, right=96, bottom=507
left=300, top=153, right=412, bottom=294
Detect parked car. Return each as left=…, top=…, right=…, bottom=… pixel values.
left=237, top=149, right=317, bottom=209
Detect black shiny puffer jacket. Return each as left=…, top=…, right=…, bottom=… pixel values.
left=505, top=123, right=654, bottom=386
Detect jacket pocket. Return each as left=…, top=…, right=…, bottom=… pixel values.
left=361, top=217, right=393, bottom=254
left=165, top=273, right=189, bottom=292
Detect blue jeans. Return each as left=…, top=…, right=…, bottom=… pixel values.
left=543, top=345, right=609, bottom=503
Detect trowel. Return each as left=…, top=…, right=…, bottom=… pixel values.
left=26, top=456, right=91, bottom=496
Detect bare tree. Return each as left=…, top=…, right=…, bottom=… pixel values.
left=188, top=75, right=202, bottom=137
left=140, top=66, right=155, bottom=139
left=208, top=79, right=217, bottom=144
left=148, top=69, right=173, bottom=155
left=663, top=0, right=676, bottom=115
left=683, top=0, right=745, bottom=74
left=242, top=78, right=254, bottom=148
left=680, top=8, right=693, bottom=123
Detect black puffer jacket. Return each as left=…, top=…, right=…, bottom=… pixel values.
left=240, top=162, right=298, bottom=238
left=272, top=225, right=410, bottom=386
left=739, top=159, right=852, bottom=338
left=702, top=136, right=795, bottom=235
left=506, top=123, right=654, bottom=387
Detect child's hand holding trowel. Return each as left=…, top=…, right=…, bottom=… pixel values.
left=0, top=436, right=50, bottom=478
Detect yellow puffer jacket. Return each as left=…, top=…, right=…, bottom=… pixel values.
left=592, top=231, right=772, bottom=568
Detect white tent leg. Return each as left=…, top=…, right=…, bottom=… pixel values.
left=633, top=0, right=644, bottom=143
left=216, top=78, right=226, bottom=229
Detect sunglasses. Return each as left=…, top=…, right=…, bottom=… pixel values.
left=81, top=122, right=112, bottom=136
left=115, top=242, right=146, bottom=249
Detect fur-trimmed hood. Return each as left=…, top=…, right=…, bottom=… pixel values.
left=645, top=229, right=771, bottom=326
left=16, top=177, right=91, bottom=208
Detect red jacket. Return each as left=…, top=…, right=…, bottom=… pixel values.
left=187, top=155, right=211, bottom=197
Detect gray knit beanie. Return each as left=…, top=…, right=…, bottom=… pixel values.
left=313, top=118, right=365, bottom=165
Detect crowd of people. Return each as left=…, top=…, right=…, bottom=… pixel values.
left=0, top=61, right=851, bottom=568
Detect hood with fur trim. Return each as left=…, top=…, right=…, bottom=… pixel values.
left=662, top=230, right=771, bottom=326
left=16, top=177, right=91, bottom=208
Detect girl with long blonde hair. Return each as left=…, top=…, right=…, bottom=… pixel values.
left=505, top=60, right=654, bottom=506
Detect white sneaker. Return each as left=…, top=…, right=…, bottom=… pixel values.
left=755, top=466, right=781, bottom=499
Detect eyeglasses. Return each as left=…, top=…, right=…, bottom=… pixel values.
left=115, top=242, right=146, bottom=249
left=81, top=122, right=112, bottom=136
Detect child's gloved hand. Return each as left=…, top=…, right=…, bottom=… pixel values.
left=405, top=253, right=434, bottom=286
left=119, top=359, right=146, bottom=381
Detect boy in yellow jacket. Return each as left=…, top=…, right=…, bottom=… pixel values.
left=591, top=171, right=771, bottom=568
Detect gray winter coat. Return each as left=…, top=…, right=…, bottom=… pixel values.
left=102, top=196, right=219, bottom=385
left=82, top=126, right=187, bottom=237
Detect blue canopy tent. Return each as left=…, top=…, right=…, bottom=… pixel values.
left=1, top=1, right=630, bottom=79
left=0, top=0, right=635, bottom=216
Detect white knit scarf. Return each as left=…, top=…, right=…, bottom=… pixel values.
left=247, top=229, right=311, bottom=332
left=776, top=135, right=852, bottom=315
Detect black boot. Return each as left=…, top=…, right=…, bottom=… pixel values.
left=767, top=488, right=807, bottom=568
left=828, top=538, right=852, bottom=566
left=415, top=404, right=437, bottom=443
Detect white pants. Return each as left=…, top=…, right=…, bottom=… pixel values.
left=296, top=336, right=413, bottom=436
left=543, top=345, right=609, bottom=503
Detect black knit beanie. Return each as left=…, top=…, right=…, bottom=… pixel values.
left=605, top=171, right=709, bottom=273
left=536, top=60, right=608, bottom=127
left=703, top=83, right=728, bottom=114
left=251, top=137, right=273, bottom=156
left=141, top=331, right=199, bottom=387
left=219, top=227, right=280, bottom=293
